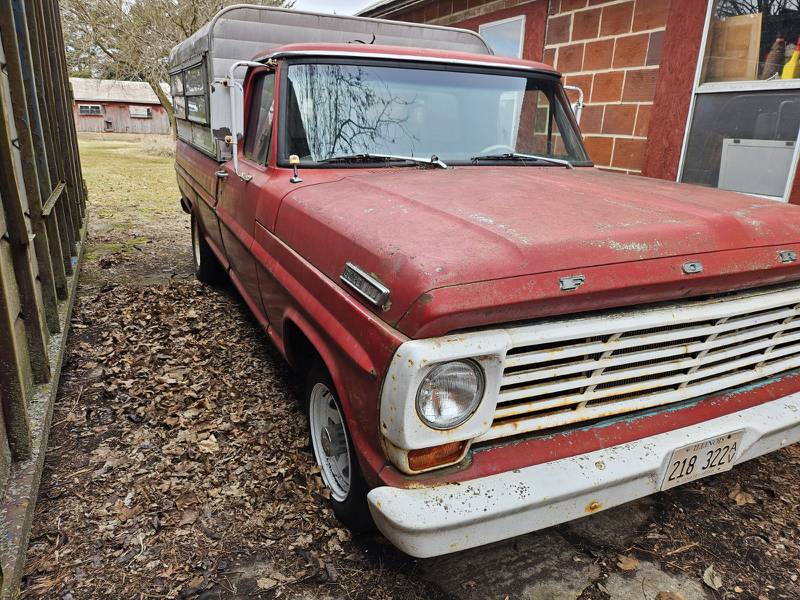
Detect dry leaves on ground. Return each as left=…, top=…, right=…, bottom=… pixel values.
left=615, top=555, right=640, bottom=571
left=22, top=281, right=436, bottom=599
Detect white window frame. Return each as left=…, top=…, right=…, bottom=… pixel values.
left=479, top=15, right=526, bottom=59
left=677, top=0, right=800, bottom=202
left=78, top=104, right=103, bottom=116
left=128, top=105, right=153, bottom=119
left=480, top=15, right=526, bottom=146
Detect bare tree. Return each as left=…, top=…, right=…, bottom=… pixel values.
left=288, top=64, right=419, bottom=160
left=60, top=0, right=291, bottom=133
left=716, top=0, right=800, bottom=16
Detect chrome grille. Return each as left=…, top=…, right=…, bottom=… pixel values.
left=475, top=284, right=800, bottom=443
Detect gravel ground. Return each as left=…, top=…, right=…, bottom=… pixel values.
left=21, top=136, right=800, bottom=600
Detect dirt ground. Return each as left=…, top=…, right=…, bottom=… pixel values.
left=21, top=135, right=800, bottom=599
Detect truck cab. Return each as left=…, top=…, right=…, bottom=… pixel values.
left=171, top=7, right=800, bottom=558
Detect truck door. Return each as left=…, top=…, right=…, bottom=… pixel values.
left=215, top=69, right=276, bottom=320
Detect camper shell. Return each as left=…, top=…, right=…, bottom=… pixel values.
left=167, top=5, right=492, bottom=161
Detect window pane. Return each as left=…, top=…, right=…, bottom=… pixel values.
left=187, top=95, right=208, bottom=123
left=681, top=89, right=800, bottom=197
left=244, top=73, right=276, bottom=164
left=479, top=17, right=525, bottom=58
left=129, top=106, right=152, bottom=118
left=177, top=118, right=192, bottom=142
left=79, top=104, right=102, bottom=115
left=285, top=63, right=588, bottom=164
left=192, top=124, right=214, bottom=152
left=173, top=96, right=186, bottom=119
left=701, top=1, right=800, bottom=83
left=171, top=73, right=184, bottom=95
left=185, top=65, right=205, bottom=95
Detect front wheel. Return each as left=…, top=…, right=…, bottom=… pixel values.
left=306, top=362, right=372, bottom=532
left=191, top=212, right=226, bottom=285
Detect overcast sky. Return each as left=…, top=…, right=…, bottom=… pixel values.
left=291, top=0, right=376, bottom=15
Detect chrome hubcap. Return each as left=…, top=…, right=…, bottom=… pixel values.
left=309, top=383, right=351, bottom=502
left=320, top=427, right=334, bottom=457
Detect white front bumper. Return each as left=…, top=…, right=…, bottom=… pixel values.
left=367, top=394, right=800, bottom=558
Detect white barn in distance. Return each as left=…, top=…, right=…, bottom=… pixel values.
left=71, top=78, right=172, bottom=135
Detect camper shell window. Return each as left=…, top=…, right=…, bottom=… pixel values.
left=171, top=73, right=184, bottom=96
left=171, top=61, right=213, bottom=155
left=173, top=96, right=187, bottom=120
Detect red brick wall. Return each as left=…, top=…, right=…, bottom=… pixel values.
left=72, top=101, right=171, bottom=135
left=642, top=0, right=704, bottom=182
left=543, top=0, right=670, bottom=173
left=369, top=0, right=547, bottom=61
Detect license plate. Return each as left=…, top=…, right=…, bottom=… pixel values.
left=660, top=431, right=744, bottom=491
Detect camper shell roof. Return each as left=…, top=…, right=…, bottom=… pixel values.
left=167, top=5, right=495, bottom=162
left=168, top=4, right=492, bottom=76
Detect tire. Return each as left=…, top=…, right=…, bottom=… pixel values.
left=191, top=212, right=226, bottom=285
left=306, top=361, right=373, bottom=532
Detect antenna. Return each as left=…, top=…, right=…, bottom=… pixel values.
left=349, top=33, right=376, bottom=45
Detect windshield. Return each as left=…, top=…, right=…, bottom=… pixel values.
left=282, top=62, right=590, bottom=166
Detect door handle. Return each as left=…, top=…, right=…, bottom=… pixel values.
left=215, top=170, right=228, bottom=180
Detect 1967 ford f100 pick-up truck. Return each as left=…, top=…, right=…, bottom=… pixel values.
left=170, top=6, right=800, bottom=557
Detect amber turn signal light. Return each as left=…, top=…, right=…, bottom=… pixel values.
left=407, top=441, right=467, bottom=472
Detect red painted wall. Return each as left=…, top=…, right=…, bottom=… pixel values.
left=450, top=1, right=548, bottom=62
left=788, top=162, right=800, bottom=205
left=72, top=100, right=171, bottom=135
left=642, top=0, right=705, bottom=183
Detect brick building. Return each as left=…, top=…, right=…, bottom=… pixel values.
left=359, top=1, right=800, bottom=203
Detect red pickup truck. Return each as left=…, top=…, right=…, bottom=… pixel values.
left=171, top=7, right=800, bottom=558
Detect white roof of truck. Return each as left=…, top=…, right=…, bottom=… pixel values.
left=168, top=4, right=492, bottom=77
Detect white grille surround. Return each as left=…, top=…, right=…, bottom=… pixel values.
left=474, top=282, right=800, bottom=444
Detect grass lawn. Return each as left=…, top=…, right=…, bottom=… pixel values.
left=75, top=133, right=192, bottom=285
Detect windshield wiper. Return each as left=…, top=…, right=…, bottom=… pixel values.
left=317, top=153, right=448, bottom=169
left=470, top=152, right=573, bottom=169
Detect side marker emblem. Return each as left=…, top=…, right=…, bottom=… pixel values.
left=559, top=275, right=585, bottom=291
left=779, top=250, right=797, bottom=263
left=340, top=262, right=391, bottom=310
left=682, top=261, right=703, bottom=275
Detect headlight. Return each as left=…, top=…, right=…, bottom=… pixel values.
left=415, top=360, right=485, bottom=430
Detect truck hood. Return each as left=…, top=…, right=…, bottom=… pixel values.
left=276, top=166, right=800, bottom=337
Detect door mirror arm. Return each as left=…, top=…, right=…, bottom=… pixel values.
left=563, top=84, right=584, bottom=124
left=218, top=60, right=267, bottom=180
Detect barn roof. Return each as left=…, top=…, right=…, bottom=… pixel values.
left=70, top=78, right=169, bottom=104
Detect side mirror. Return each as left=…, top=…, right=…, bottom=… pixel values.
left=563, top=85, right=584, bottom=124
left=220, top=60, right=266, bottom=178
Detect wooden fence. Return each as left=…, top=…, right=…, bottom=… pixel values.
left=0, top=0, right=86, bottom=595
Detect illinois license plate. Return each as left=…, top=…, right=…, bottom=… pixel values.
left=660, top=431, right=744, bottom=491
